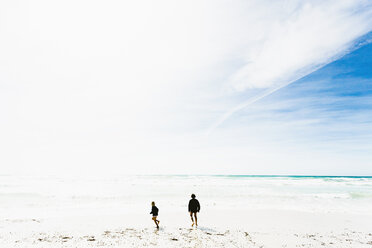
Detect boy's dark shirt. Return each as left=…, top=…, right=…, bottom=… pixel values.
left=150, top=206, right=159, bottom=216
left=188, top=199, right=200, bottom=213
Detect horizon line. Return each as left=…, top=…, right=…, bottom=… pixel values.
left=146, top=174, right=372, bottom=178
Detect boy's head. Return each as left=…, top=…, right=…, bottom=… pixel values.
left=151, top=201, right=155, bottom=206
left=191, top=194, right=196, bottom=199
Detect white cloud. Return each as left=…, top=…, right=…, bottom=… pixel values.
left=208, top=0, right=372, bottom=133
left=0, top=0, right=371, bottom=175
left=229, top=0, right=372, bottom=91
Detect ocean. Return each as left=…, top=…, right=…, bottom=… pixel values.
left=1, top=174, right=371, bottom=219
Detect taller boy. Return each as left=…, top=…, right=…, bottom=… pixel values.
left=188, top=194, right=200, bottom=227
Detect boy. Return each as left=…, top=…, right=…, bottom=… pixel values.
left=188, top=194, right=200, bottom=227
left=150, top=201, right=160, bottom=228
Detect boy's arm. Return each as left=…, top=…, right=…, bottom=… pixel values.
left=150, top=207, right=153, bottom=214
left=188, top=200, right=191, bottom=212
left=197, top=200, right=200, bottom=212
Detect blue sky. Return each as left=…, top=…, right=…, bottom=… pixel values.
left=0, top=0, right=371, bottom=175
left=208, top=34, right=372, bottom=175
left=259, top=34, right=372, bottom=147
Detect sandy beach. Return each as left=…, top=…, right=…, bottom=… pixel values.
left=1, top=211, right=371, bottom=247
left=1, top=174, right=371, bottom=247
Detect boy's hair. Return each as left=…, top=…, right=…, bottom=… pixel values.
left=191, top=194, right=196, bottom=199
left=151, top=201, right=155, bottom=206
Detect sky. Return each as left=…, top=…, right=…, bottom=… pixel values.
left=1, top=0, right=372, bottom=175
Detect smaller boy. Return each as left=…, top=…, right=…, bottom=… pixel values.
left=150, top=201, right=160, bottom=228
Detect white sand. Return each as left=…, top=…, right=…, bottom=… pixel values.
left=1, top=210, right=371, bottom=247
left=1, top=175, right=371, bottom=247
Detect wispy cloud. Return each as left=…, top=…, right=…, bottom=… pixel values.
left=0, top=0, right=372, bottom=175
left=223, top=44, right=372, bottom=150
left=230, top=1, right=372, bottom=91
left=208, top=1, right=372, bottom=133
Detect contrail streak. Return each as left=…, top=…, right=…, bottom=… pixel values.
left=205, top=80, right=296, bottom=136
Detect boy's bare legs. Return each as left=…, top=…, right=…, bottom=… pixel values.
left=190, top=212, right=194, bottom=226
left=152, top=217, right=159, bottom=228
left=190, top=212, right=198, bottom=227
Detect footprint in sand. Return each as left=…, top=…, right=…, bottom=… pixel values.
left=86, top=236, right=95, bottom=241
